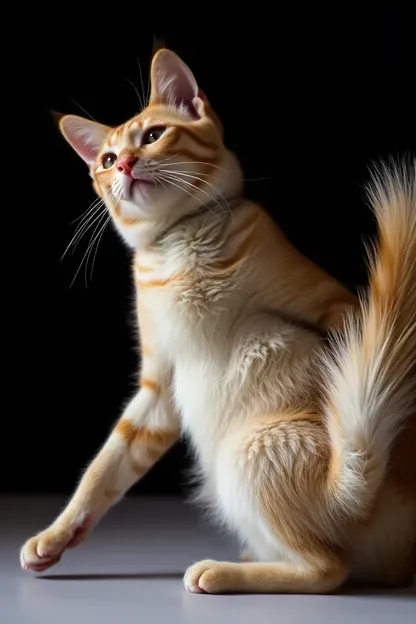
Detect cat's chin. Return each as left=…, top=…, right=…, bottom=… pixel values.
left=119, top=199, right=154, bottom=220
left=130, top=178, right=157, bottom=199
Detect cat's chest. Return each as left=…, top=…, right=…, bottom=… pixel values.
left=135, top=241, right=237, bottom=346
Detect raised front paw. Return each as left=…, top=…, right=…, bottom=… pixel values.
left=20, top=513, right=91, bottom=572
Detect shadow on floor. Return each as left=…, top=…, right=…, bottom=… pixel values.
left=38, top=572, right=184, bottom=581
left=38, top=573, right=416, bottom=599
left=341, top=583, right=416, bottom=600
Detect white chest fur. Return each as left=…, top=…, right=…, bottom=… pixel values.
left=134, top=213, right=319, bottom=475
left=135, top=222, right=246, bottom=466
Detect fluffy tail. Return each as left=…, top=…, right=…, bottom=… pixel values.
left=322, top=160, right=416, bottom=520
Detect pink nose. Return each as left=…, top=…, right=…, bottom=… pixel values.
left=117, top=155, right=137, bottom=175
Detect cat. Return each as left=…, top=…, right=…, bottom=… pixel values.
left=20, top=48, right=416, bottom=593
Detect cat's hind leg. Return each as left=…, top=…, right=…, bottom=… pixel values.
left=185, top=411, right=348, bottom=594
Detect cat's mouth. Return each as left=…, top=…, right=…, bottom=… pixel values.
left=125, top=173, right=156, bottom=199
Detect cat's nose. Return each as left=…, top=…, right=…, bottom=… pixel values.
left=117, top=155, right=137, bottom=175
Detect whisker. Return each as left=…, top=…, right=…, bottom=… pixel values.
left=72, top=200, right=105, bottom=236
left=160, top=160, right=227, bottom=172
left=146, top=50, right=151, bottom=104
left=68, top=97, right=97, bottom=121
left=87, top=215, right=111, bottom=282
left=137, top=57, right=147, bottom=109
left=161, top=172, right=226, bottom=214
left=158, top=174, right=221, bottom=219
left=125, top=77, right=144, bottom=112
left=144, top=153, right=179, bottom=168
left=70, top=211, right=108, bottom=288
left=158, top=178, right=169, bottom=191
left=154, top=175, right=170, bottom=196
left=109, top=184, right=123, bottom=204
left=82, top=211, right=108, bottom=288
left=158, top=168, right=215, bottom=178
left=71, top=202, right=106, bottom=248
left=61, top=202, right=106, bottom=260
left=160, top=169, right=230, bottom=211
left=243, top=175, right=272, bottom=182
left=108, top=178, right=123, bottom=200
left=144, top=159, right=269, bottom=183
left=158, top=174, right=206, bottom=210
left=70, top=196, right=103, bottom=224
left=151, top=172, right=168, bottom=190
left=64, top=178, right=122, bottom=287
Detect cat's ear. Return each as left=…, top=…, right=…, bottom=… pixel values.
left=57, top=114, right=110, bottom=166
left=149, top=49, right=205, bottom=118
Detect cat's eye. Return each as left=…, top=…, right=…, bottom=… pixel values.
left=142, top=126, right=166, bottom=145
left=102, top=153, right=117, bottom=169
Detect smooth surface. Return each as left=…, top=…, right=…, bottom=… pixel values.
left=1, top=496, right=415, bottom=623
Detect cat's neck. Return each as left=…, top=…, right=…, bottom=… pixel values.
left=121, top=193, right=244, bottom=251
left=156, top=194, right=243, bottom=245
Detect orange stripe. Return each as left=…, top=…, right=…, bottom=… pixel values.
left=115, top=420, right=178, bottom=449
left=132, top=426, right=178, bottom=448
left=118, top=214, right=143, bottom=226
left=112, top=125, right=125, bottom=140
left=141, top=378, right=159, bottom=393
left=112, top=203, right=144, bottom=226
left=128, top=119, right=142, bottom=129
left=165, top=148, right=219, bottom=164
left=136, top=274, right=182, bottom=288
left=136, top=264, right=155, bottom=273
left=115, top=419, right=137, bottom=445
left=181, top=127, right=219, bottom=151
left=217, top=233, right=255, bottom=273
left=230, top=211, right=260, bottom=239
left=136, top=278, right=169, bottom=287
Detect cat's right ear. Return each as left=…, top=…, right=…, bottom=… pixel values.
left=55, top=114, right=110, bottom=167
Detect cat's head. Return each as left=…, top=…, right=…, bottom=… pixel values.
left=58, top=49, right=242, bottom=248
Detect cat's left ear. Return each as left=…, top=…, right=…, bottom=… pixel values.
left=149, top=49, right=206, bottom=118
left=57, top=114, right=110, bottom=167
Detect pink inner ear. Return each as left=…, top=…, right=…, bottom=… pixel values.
left=152, top=50, right=199, bottom=115
left=60, top=116, right=107, bottom=166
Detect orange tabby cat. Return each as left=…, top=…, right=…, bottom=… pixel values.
left=20, top=49, right=416, bottom=593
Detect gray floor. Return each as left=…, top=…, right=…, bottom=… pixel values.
left=1, top=496, right=415, bottom=623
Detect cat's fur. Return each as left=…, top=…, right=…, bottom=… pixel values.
left=20, top=49, right=416, bottom=593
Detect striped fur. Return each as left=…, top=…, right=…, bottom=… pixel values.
left=21, top=50, right=416, bottom=593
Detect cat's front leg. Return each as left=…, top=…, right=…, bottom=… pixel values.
left=20, top=377, right=179, bottom=572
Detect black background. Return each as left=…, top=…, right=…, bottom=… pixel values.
left=6, top=4, right=415, bottom=495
